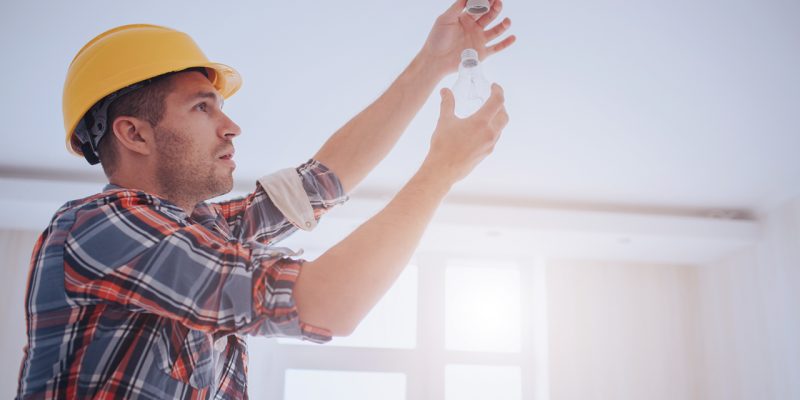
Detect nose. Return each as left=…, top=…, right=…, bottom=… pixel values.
left=220, top=111, right=241, bottom=140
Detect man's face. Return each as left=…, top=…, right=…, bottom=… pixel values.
left=152, top=71, right=241, bottom=204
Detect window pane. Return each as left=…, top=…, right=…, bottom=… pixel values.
left=279, top=264, right=418, bottom=349
left=285, top=369, right=406, bottom=400
left=446, top=364, right=522, bottom=400
left=446, top=260, right=521, bottom=352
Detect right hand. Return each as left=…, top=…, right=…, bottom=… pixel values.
left=424, top=83, right=509, bottom=184
left=420, top=0, right=516, bottom=79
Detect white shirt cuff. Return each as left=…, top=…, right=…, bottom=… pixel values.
left=258, top=168, right=318, bottom=231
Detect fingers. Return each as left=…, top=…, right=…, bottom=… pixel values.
left=484, top=17, right=512, bottom=43
left=476, top=0, right=503, bottom=27
left=491, top=108, right=510, bottom=132
left=439, top=88, right=456, bottom=117
left=458, top=12, right=481, bottom=31
left=475, top=83, right=505, bottom=119
left=487, top=34, right=517, bottom=56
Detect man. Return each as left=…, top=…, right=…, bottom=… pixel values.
left=17, top=0, right=514, bottom=398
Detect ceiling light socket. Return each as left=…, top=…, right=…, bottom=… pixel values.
left=466, top=0, right=491, bottom=15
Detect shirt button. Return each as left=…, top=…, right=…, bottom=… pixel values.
left=305, top=221, right=312, bottom=228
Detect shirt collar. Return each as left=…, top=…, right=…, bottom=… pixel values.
left=102, top=183, right=193, bottom=219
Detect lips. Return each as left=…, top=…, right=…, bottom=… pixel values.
left=217, top=148, right=236, bottom=169
left=217, top=148, right=235, bottom=160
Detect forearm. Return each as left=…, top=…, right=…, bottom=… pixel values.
left=312, top=52, right=444, bottom=193
left=294, top=162, right=452, bottom=335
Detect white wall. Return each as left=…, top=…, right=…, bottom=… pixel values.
left=546, top=259, right=701, bottom=400
left=696, top=197, right=800, bottom=399
left=0, top=229, right=40, bottom=398
left=541, top=196, right=800, bottom=400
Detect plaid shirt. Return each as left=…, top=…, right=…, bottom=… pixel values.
left=17, top=159, right=347, bottom=399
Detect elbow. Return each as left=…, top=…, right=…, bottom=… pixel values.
left=293, top=273, right=369, bottom=337
left=315, top=314, right=361, bottom=337
left=329, top=324, right=357, bottom=338
left=294, top=281, right=365, bottom=337
left=298, top=306, right=363, bottom=337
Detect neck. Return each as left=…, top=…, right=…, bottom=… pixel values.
left=109, top=173, right=199, bottom=216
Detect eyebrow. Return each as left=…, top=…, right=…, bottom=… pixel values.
left=188, top=91, right=224, bottom=109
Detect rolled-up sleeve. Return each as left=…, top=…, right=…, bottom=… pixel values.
left=259, top=159, right=348, bottom=231
left=215, top=159, right=348, bottom=245
left=62, top=194, right=331, bottom=342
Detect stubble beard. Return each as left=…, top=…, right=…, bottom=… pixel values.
left=153, top=125, right=233, bottom=209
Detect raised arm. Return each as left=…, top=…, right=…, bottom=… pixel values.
left=296, top=84, right=509, bottom=335
left=312, top=0, right=515, bottom=193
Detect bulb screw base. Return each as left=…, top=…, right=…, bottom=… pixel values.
left=466, top=0, right=490, bottom=15
left=460, top=48, right=480, bottom=68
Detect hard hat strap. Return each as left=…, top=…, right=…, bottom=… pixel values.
left=74, top=81, right=147, bottom=165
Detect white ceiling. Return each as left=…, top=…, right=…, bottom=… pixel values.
left=1, top=0, right=798, bottom=218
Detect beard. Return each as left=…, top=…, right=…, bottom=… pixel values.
left=153, top=125, right=233, bottom=207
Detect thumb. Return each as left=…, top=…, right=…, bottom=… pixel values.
left=439, top=88, right=455, bottom=117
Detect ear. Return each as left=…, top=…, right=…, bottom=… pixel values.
left=111, top=116, right=154, bottom=156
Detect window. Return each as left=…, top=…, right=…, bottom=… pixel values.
left=446, top=364, right=523, bottom=400
left=247, top=254, right=543, bottom=399
left=445, top=260, right=522, bottom=353
left=277, top=264, right=418, bottom=349
left=284, top=370, right=406, bottom=400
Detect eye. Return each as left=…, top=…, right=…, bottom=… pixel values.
left=195, top=102, right=208, bottom=112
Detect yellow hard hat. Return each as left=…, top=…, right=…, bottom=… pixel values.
left=63, top=24, right=242, bottom=159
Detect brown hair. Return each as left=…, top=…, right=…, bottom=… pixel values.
left=97, top=75, right=173, bottom=177
left=97, top=68, right=208, bottom=178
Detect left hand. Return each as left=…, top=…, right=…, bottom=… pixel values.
left=420, top=0, right=517, bottom=78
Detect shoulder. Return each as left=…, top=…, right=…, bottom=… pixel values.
left=52, top=188, right=187, bottom=236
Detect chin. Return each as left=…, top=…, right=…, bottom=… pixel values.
left=202, top=175, right=234, bottom=200
left=217, top=176, right=235, bottom=196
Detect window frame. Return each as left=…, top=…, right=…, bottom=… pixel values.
left=246, top=252, right=549, bottom=400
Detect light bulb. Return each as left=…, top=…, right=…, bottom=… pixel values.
left=466, top=0, right=491, bottom=15
left=452, top=49, right=491, bottom=118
